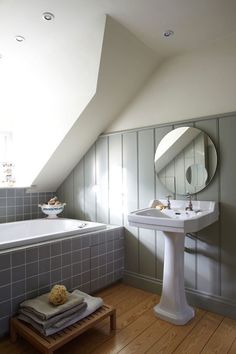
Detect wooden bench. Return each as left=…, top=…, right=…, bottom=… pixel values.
left=11, top=304, right=116, bottom=354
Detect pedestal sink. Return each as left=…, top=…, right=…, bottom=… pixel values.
left=128, top=199, right=219, bottom=325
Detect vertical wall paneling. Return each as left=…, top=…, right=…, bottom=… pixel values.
left=155, top=126, right=172, bottom=280
left=95, top=137, right=109, bottom=223
left=108, top=134, right=123, bottom=225
left=84, top=145, right=96, bottom=221
left=58, top=113, right=236, bottom=316
left=174, top=122, right=196, bottom=289
left=195, top=119, right=220, bottom=295
left=63, top=172, right=74, bottom=218
left=123, top=132, right=139, bottom=272
left=219, top=115, right=236, bottom=299
left=74, top=159, right=85, bottom=219
left=138, top=129, right=156, bottom=278
left=56, top=184, right=64, bottom=208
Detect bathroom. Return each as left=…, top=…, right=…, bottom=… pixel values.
left=1, top=0, right=236, bottom=352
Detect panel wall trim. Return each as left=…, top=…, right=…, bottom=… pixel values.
left=124, top=270, right=236, bottom=321
left=103, top=111, right=236, bottom=137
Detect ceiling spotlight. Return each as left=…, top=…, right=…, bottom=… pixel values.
left=163, top=30, right=174, bottom=38
left=15, top=35, right=25, bottom=42
left=42, top=12, right=55, bottom=21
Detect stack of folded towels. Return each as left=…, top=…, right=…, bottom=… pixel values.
left=18, top=285, right=103, bottom=336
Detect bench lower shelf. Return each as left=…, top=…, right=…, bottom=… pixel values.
left=11, top=304, right=116, bottom=354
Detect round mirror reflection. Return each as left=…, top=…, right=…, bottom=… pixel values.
left=154, top=127, right=217, bottom=195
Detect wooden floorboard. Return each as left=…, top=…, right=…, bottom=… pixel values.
left=146, top=308, right=206, bottom=354
left=1, top=282, right=236, bottom=354
left=173, top=312, right=224, bottom=354
left=201, top=317, right=236, bottom=354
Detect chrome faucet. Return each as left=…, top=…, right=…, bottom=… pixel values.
left=185, top=193, right=193, bottom=211
left=166, top=195, right=172, bottom=209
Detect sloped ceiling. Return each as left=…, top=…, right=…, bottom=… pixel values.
left=31, top=16, right=157, bottom=191
left=0, top=2, right=106, bottom=187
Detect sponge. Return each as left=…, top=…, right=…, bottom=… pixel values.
left=48, top=285, right=68, bottom=306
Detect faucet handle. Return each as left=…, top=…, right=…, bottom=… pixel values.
left=185, top=192, right=193, bottom=211
left=166, top=195, right=172, bottom=209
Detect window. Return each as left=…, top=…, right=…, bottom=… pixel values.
left=0, top=132, right=15, bottom=186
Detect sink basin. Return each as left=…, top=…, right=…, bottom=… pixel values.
left=128, top=200, right=218, bottom=233
left=128, top=199, right=219, bottom=325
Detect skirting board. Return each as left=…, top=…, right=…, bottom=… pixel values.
left=123, top=270, right=236, bottom=321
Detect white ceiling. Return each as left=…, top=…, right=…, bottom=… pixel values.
left=1, top=0, right=236, bottom=64
left=1, top=0, right=236, bottom=189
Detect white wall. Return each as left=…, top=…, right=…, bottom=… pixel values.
left=31, top=17, right=157, bottom=192
left=107, top=33, right=236, bottom=132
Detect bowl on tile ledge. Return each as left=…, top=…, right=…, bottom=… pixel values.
left=128, top=199, right=219, bottom=325
left=39, top=203, right=66, bottom=218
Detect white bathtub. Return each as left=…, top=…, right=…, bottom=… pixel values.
left=0, top=218, right=107, bottom=250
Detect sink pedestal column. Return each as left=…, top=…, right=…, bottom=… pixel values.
left=154, top=232, right=195, bottom=325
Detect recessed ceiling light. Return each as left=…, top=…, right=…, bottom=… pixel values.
left=42, top=12, right=55, bottom=21
left=15, top=35, right=25, bottom=42
left=163, top=30, right=174, bottom=38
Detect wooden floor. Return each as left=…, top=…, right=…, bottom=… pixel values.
left=1, top=282, right=236, bottom=354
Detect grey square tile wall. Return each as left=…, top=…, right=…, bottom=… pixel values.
left=0, top=188, right=55, bottom=223
left=0, top=226, right=124, bottom=336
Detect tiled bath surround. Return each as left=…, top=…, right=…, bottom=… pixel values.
left=0, top=226, right=124, bottom=336
left=0, top=188, right=55, bottom=223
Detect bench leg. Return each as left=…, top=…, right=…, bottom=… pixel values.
left=10, top=323, right=18, bottom=343
left=110, top=311, right=116, bottom=331
left=44, top=349, right=54, bottom=354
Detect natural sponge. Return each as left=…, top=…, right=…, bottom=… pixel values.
left=48, top=285, right=68, bottom=306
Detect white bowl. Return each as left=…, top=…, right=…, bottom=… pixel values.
left=38, top=203, right=66, bottom=218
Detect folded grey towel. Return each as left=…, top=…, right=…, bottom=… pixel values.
left=19, top=301, right=87, bottom=329
left=18, top=290, right=104, bottom=336
left=20, top=290, right=84, bottom=320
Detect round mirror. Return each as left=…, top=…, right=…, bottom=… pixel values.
left=154, top=127, right=217, bottom=195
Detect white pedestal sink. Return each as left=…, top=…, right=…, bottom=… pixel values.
left=128, top=199, right=219, bottom=325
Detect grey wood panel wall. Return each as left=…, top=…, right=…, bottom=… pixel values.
left=219, top=117, right=236, bottom=300
left=154, top=126, right=172, bottom=280
left=138, top=130, right=156, bottom=278
left=84, top=145, right=96, bottom=221
left=74, top=159, right=85, bottom=219
left=195, top=119, right=220, bottom=296
left=122, top=132, right=139, bottom=273
left=96, top=137, right=109, bottom=224
left=57, top=114, right=236, bottom=310
left=108, top=134, right=123, bottom=226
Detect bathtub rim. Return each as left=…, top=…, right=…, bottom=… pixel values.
left=0, top=218, right=119, bottom=253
